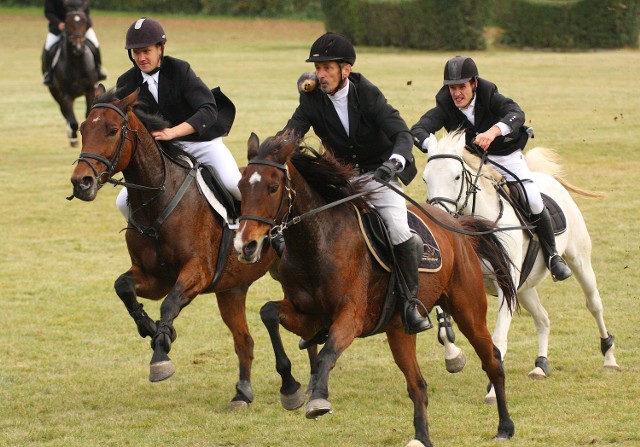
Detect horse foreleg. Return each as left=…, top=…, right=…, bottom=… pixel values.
left=517, top=287, right=552, bottom=380
left=305, top=309, right=360, bottom=420
left=114, top=271, right=157, bottom=338
left=216, top=288, right=255, bottom=410
left=260, top=300, right=305, bottom=411
left=386, top=327, right=431, bottom=447
left=57, top=95, right=78, bottom=147
left=435, top=306, right=466, bottom=373
left=149, top=278, right=200, bottom=382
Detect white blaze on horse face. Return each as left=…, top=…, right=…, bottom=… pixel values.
left=92, top=116, right=101, bottom=123
left=248, top=171, right=262, bottom=186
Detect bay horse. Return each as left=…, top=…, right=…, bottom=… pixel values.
left=422, top=130, right=619, bottom=404
left=68, top=88, right=277, bottom=409
left=233, top=133, right=518, bottom=447
left=48, top=0, right=97, bottom=147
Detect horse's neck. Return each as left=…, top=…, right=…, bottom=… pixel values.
left=465, top=165, right=519, bottom=224
left=124, top=131, right=171, bottom=192
left=288, top=168, right=343, bottom=248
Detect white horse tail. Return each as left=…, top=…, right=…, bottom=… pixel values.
left=526, top=146, right=606, bottom=199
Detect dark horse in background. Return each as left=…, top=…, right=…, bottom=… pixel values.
left=68, top=87, right=277, bottom=409
left=234, top=133, right=518, bottom=447
left=47, top=0, right=97, bottom=147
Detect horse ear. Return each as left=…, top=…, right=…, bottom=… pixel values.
left=94, top=83, right=106, bottom=98
left=247, top=132, right=260, bottom=161
left=119, top=88, right=140, bottom=112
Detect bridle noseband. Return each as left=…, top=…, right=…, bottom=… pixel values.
left=427, top=153, right=478, bottom=217
left=74, top=103, right=133, bottom=186
left=71, top=102, right=168, bottom=194
left=238, top=159, right=295, bottom=239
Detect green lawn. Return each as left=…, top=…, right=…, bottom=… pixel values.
left=1, top=6, right=639, bottom=447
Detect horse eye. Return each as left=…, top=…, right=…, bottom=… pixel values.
left=455, top=174, right=461, bottom=181
left=269, top=183, right=280, bottom=194
left=108, top=127, right=119, bottom=137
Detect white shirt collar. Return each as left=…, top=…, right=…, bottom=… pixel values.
left=141, top=71, right=159, bottom=85
left=458, top=94, right=476, bottom=124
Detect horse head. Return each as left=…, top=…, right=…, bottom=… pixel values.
left=64, top=9, right=88, bottom=56
left=422, top=130, right=470, bottom=215
left=234, top=132, right=298, bottom=263
left=69, top=89, right=140, bottom=201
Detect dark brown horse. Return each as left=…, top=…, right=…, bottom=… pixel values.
left=233, top=133, right=517, bottom=446
left=68, top=88, right=277, bottom=409
left=48, top=0, right=97, bottom=147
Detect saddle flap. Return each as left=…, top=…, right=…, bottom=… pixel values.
left=506, top=182, right=567, bottom=235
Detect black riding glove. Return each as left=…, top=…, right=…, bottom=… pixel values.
left=374, top=159, right=402, bottom=183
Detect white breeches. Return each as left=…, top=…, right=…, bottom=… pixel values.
left=44, top=27, right=99, bottom=51
left=488, top=150, right=544, bottom=215
left=116, top=137, right=242, bottom=218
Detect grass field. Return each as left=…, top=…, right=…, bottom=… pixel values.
left=1, top=6, right=639, bottom=447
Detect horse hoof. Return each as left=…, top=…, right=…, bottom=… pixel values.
left=445, top=350, right=466, bottom=373
left=281, top=388, right=306, bottom=410
left=405, top=440, right=427, bottom=447
left=306, top=398, right=332, bottom=419
left=70, top=139, right=78, bottom=148
left=527, top=366, right=548, bottom=380
left=484, top=386, right=497, bottom=405
left=229, top=400, right=249, bottom=411
left=603, top=364, right=621, bottom=372
left=149, top=360, right=176, bottom=382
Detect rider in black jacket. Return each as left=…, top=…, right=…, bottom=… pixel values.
left=411, top=56, right=571, bottom=281
left=283, top=33, right=432, bottom=334
left=41, top=0, right=107, bottom=85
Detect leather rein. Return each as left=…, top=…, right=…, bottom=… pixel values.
left=238, top=152, right=531, bottom=238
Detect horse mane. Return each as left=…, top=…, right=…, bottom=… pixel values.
left=291, top=148, right=369, bottom=210
left=258, top=133, right=369, bottom=210
left=94, top=88, right=192, bottom=162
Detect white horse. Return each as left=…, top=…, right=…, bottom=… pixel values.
left=422, top=130, right=620, bottom=404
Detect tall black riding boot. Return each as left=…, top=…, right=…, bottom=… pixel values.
left=532, top=208, right=572, bottom=281
left=393, top=234, right=432, bottom=334
left=86, top=41, right=107, bottom=81
left=41, top=48, right=53, bottom=86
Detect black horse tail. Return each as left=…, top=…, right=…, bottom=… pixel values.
left=459, top=215, right=519, bottom=314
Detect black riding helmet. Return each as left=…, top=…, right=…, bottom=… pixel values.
left=125, top=17, right=166, bottom=49
left=125, top=17, right=166, bottom=66
left=306, top=32, right=356, bottom=66
left=443, top=56, right=478, bottom=85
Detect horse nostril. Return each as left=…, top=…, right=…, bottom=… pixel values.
left=79, top=176, right=94, bottom=191
left=243, top=240, right=258, bottom=258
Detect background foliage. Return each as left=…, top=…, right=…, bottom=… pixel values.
left=1, top=6, right=640, bottom=447
left=8, top=0, right=639, bottom=49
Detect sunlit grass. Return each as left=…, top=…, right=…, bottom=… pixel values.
left=1, top=6, right=639, bottom=447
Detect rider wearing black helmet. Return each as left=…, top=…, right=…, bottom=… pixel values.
left=114, top=17, right=242, bottom=222
left=411, top=55, right=572, bottom=281
left=41, top=0, right=107, bottom=85
left=282, top=32, right=432, bottom=335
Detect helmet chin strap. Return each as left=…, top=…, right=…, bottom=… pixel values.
left=326, top=62, right=348, bottom=96
left=327, top=76, right=347, bottom=96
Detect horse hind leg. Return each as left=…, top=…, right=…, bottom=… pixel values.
left=566, top=255, right=620, bottom=371
left=451, top=300, right=514, bottom=439
left=386, top=327, right=431, bottom=447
